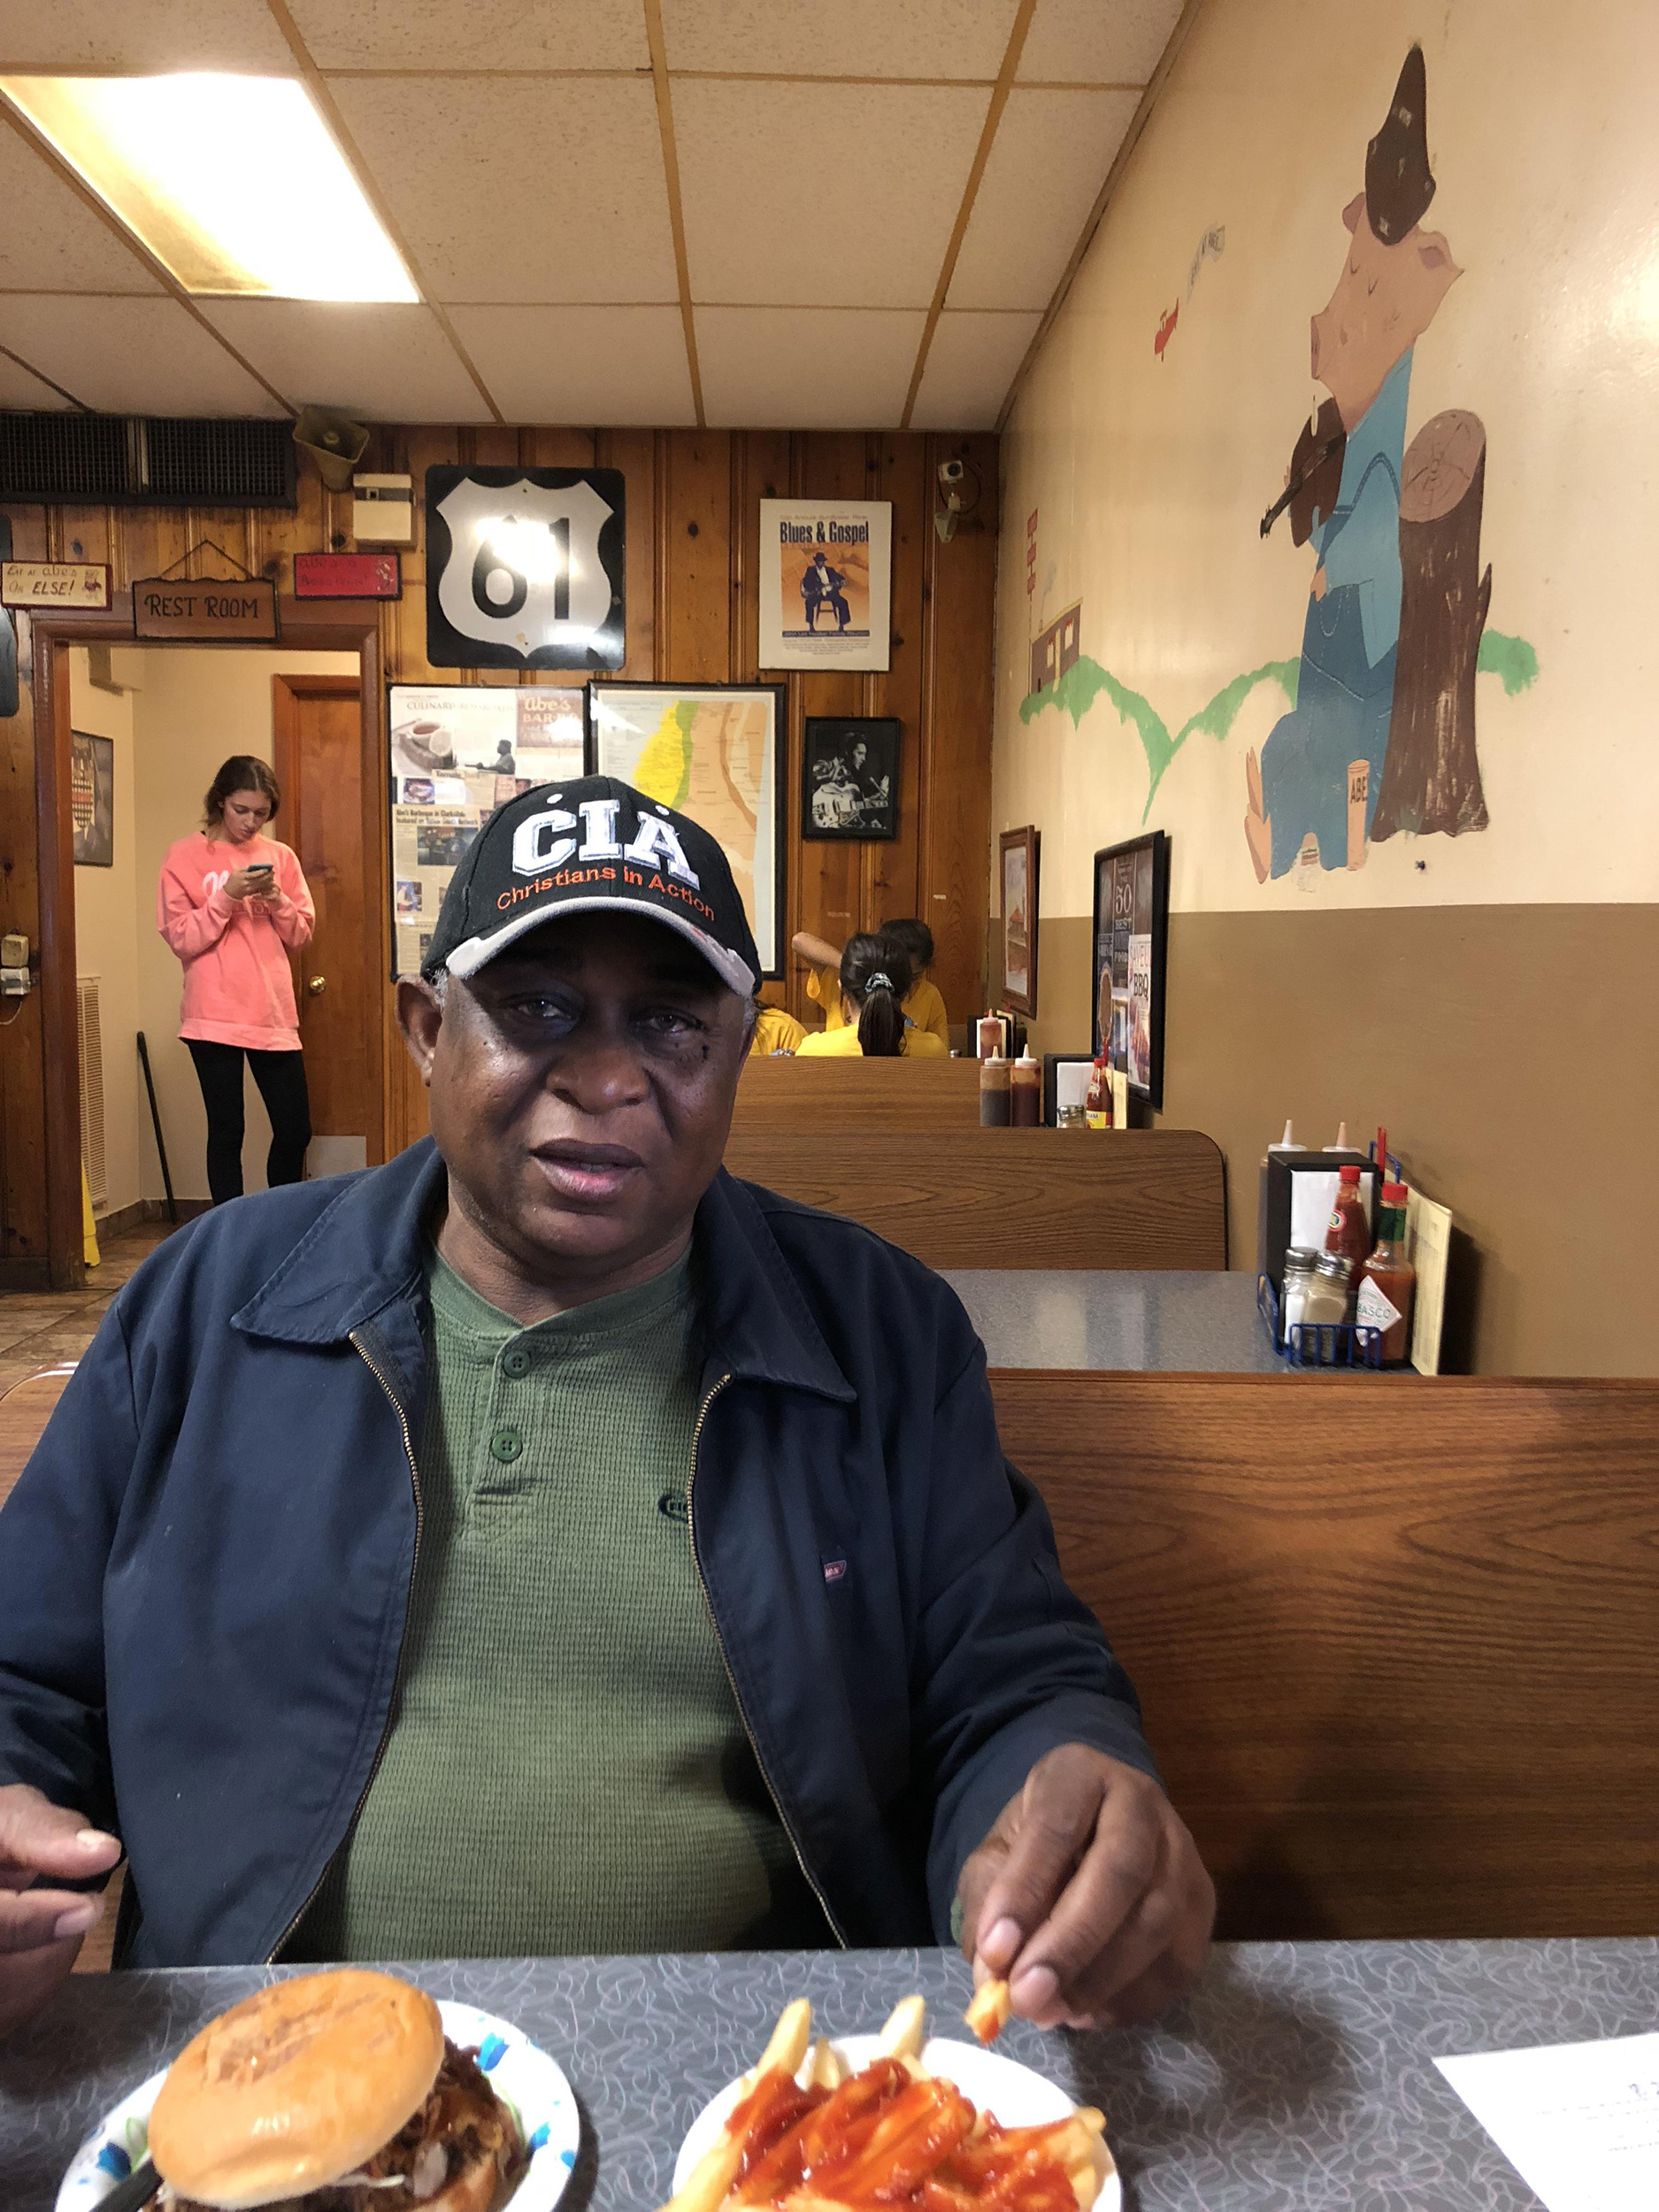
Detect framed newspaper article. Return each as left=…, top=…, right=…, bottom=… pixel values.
left=758, top=498, right=891, bottom=671
left=1091, top=829, right=1171, bottom=1108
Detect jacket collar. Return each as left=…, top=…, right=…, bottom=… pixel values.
left=234, top=1140, right=854, bottom=1403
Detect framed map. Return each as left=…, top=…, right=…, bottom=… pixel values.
left=585, top=682, right=787, bottom=976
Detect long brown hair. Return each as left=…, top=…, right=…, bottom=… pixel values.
left=204, top=755, right=280, bottom=833
left=841, top=933, right=911, bottom=1057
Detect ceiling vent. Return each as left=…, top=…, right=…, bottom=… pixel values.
left=0, top=413, right=296, bottom=508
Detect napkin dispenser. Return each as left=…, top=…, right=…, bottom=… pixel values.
left=1259, top=1150, right=1379, bottom=1294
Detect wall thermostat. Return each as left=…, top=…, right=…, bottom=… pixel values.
left=351, top=472, right=415, bottom=546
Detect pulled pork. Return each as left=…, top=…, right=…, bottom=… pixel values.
left=157, top=2039, right=522, bottom=2212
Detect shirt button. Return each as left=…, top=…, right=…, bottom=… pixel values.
left=501, top=1348, right=530, bottom=1378
left=490, top=1426, right=524, bottom=1463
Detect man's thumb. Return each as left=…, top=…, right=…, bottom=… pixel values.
left=0, top=1787, right=119, bottom=1881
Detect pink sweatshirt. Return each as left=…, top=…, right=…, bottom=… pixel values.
left=157, top=832, right=315, bottom=1050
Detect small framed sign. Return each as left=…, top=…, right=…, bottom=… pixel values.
left=2, top=560, right=111, bottom=611
left=1091, top=829, right=1171, bottom=1109
left=294, top=550, right=401, bottom=600
left=133, top=576, right=278, bottom=641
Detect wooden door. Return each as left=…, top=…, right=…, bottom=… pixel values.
left=273, top=674, right=380, bottom=1170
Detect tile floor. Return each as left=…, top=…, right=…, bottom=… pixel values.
left=0, top=1224, right=174, bottom=1398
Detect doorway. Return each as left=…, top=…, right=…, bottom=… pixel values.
left=33, top=603, right=390, bottom=1286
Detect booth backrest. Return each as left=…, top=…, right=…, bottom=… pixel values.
left=721, top=1128, right=1228, bottom=1270
left=989, top=1369, right=1659, bottom=1940
left=735, top=1053, right=982, bottom=1131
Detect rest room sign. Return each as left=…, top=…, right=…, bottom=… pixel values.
left=424, top=466, right=625, bottom=672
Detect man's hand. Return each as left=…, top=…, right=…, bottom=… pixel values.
left=1310, top=565, right=1328, bottom=600
left=0, top=1785, right=121, bottom=2037
left=956, top=1745, right=1214, bottom=2031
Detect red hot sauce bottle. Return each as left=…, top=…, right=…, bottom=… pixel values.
left=1324, top=1162, right=1371, bottom=1261
left=1356, top=1182, right=1417, bottom=1365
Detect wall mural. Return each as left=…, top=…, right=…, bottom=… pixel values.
left=1019, top=44, right=1539, bottom=870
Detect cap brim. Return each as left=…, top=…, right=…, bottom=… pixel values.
left=440, top=896, right=757, bottom=997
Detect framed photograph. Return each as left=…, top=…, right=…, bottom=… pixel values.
left=759, top=498, right=891, bottom=671
left=385, top=684, right=584, bottom=975
left=586, top=681, right=787, bottom=976
left=1091, top=830, right=1171, bottom=1109
left=71, top=730, right=114, bottom=867
left=803, top=717, right=898, bottom=841
left=999, top=826, right=1040, bottom=1016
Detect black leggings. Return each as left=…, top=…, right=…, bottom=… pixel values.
left=186, top=1041, right=311, bottom=1205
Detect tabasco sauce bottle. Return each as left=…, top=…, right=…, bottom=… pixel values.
left=1356, top=1183, right=1417, bottom=1365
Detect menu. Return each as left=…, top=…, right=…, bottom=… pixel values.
left=1436, top=2031, right=1659, bottom=2212
left=388, top=685, right=583, bottom=974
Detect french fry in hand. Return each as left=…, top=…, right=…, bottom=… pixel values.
left=964, top=1977, right=1012, bottom=2045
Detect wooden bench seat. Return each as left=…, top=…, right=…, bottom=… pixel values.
left=735, top=1052, right=982, bottom=1131
left=722, top=1126, right=1228, bottom=1270
left=990, top=1369, right=1659, bottom=1940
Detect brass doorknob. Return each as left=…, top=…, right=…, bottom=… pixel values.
left=306, top=975, right=326, bottom=995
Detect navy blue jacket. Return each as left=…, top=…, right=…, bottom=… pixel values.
left=0, top=1141, right=1155, bottom=1968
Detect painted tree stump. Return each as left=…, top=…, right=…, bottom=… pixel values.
left=1372, top=407, right=1492, bottom=841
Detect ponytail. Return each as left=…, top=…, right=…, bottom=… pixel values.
left=841, top=933, right=912, bottom=1058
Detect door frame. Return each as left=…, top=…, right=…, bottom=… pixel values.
left=271, top=672, right=382, bottom=1172
left=30, top=596, right=385, bottom=1288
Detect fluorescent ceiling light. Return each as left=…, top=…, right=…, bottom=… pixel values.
left=0, top=73, right=417, bottom=302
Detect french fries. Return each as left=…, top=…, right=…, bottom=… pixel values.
left=657, top=1994, right=1110, bottom=2212
left=964, top=1978, right=1012, bottom=2047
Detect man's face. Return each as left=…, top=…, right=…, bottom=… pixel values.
left=400, top=911, right=751, bottom=1286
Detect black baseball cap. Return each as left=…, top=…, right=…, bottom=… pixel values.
left=421, top=774, right=759, bottom=996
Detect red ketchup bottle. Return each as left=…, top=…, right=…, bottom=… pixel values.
left=1324, top=1163, right=1371, bottom=1261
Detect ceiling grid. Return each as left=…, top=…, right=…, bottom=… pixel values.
left=0, top=0, right=1187, bottom=429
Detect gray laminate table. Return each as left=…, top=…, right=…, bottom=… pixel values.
left=4, top=1939, right=1656, bottom=2209
left=943, top=1269, right=1286, bottom=1372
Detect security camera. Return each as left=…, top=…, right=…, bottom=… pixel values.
left=938, top=458, right=966, bottom=487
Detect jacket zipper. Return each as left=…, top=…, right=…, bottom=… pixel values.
left=265, top=1331, right=425, bottom=1962
left=686, top=1374, right=847, bottom=1948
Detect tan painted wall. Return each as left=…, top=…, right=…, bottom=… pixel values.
left=993, top=0, right=1659, bottom=1372
left=72, top=646, right=356, bottom=1206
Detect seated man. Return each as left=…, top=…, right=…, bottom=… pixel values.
left=0, top=777, right=1211, bottom=2037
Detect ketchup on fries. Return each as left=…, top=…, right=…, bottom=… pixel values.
left=659, top=1991, right=1109, bottom=2212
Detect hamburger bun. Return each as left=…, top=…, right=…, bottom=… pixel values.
left=148, top=1970, right=445, bottom=2208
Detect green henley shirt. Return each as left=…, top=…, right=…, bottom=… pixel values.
left=295, top=1241, right=828, bottom=1961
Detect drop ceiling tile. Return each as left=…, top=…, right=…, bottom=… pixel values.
left=449, top=304, right=695, bottom=425
left=0, top=125, right=163, bottom=292
left=331, top=75, right=678, bottom=305
left=294, top=0, right=647, bottom=72
left=1017, top=0, right=1179, bottom=85
left=0, top=346, right=73, bottom=407
left=676, top=80, right=984, bottom=309
left=0, top=0, right=290, bottom=70
left=696, top=306, right=924, bottom=428
left=1, top=296, right=284, bottom=415
left=661, top=0, right=1018, bottom=81
left=200, top=301, right=493, bottom=421
left=948, top=87, right=1138, bottom=309
left=909, top=309, right=1039, bottom=428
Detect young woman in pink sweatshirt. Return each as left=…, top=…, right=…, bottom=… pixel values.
left=157, top=755, right=316, bottom=1204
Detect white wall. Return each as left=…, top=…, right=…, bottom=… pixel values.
left=68, top=651, right=141, bottom=1217
left=73, top=644, right=357, bottom=1207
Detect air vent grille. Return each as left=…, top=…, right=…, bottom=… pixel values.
left=0, top=413, right=296, bottom=507
left=77, top=975, right=107, bottom=1212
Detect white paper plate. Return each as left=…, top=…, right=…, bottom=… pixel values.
left=673, top=2031, right=1119, bottom=2209
left=57, top=1999, right=580, bottom=2212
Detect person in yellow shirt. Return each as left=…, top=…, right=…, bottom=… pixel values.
left=795, top=937, right=948, bottom=1058
left=793, top=919, right=950, bottom=1047
left=749, top=1002, right=805, bottom=1056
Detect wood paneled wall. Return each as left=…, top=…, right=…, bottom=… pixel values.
left=0, top=425, right=995, bottom=1272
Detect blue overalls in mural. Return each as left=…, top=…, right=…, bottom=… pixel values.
left=1258, top=349, right=1410, bottom=877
